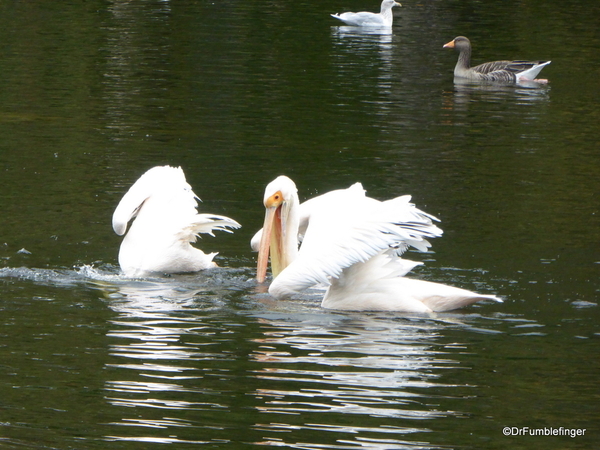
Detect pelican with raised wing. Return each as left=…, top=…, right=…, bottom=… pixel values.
left=113, top=165, right=240, bottom=277
left=255, top=176, right=501, bottom=312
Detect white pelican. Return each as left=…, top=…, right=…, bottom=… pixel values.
left=331, top=0, right=401, bottom=28
left=112, top=165, right=240, bottom=277
left=255, top=176, right=501, bottom=312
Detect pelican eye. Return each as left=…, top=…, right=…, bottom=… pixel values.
left=266, top=190, right=284, bottom=208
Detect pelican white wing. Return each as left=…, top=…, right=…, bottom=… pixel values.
left=113, top=166, right=240, bottom=277
left=270, top=186, right=442, bottom=298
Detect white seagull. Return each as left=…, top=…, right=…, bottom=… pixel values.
left=331, top=0, right=401, bottom=27
left=112, top=165, right=240, bottom=277
left=254, top=176, right=501, bottom=313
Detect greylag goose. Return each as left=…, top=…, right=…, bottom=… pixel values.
left=331, top=0, right=401, bottom=27
left=443, top=36, right=551, bottom=83
left=254, top=175, right=502, bottom=312
left=112, top=165, right=241, bottom=277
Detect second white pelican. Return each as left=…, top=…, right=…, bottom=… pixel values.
left=255, top=176, right=501, bottom=312
left=113, top=165, right=241, bottom=277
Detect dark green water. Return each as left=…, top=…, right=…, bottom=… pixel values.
left=0, top=0, right=598, bottom=448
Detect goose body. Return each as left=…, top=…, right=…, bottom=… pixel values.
left=331, top=0, right=401, bottom=27
left=112, top=166, right=240, bottom=277
left=255, top=176, right=501, bottom=312
left=443, top=36, right=550, bottom=83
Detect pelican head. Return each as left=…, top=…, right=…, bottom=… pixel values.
left=256, top=176, right=300, bottom=283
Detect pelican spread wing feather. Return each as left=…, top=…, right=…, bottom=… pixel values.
left=178, top=214, right=241, bottom=241
left=271, top=191, right=442, bottom=297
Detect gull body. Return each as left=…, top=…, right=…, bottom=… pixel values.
left=443, top=36, right=550, bottom=83
left=331, top=0, right=401, bottom=27
left=255, top=176, right=501, bottom=312
left=113, top=166, right=240, bottom=277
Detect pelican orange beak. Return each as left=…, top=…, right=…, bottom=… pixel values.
left=257, top=190, right=285, bottom=283
left=443, top=39, right=455, bottom=49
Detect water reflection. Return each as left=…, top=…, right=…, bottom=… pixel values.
left=330, top=25, right=394, bottom=103
left=99, top=273, right=243, bottom=444
left=0, top=265, right=547, bottom=448
left=102, top=0, right=173, bottom=140
left=98, top=271, right=472, bottom=447
left=247, top=308, right=549, bottom=450
left=448, top=76, right=551, bottom=109
left=330, top=25, right=393, bottom=66
left=332, top=25, right=394, bottom=39
left=247, top=313, right=465, bottom=448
